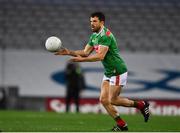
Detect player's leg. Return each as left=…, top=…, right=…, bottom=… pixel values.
left=134, top=100, right=150, bottom=122
left=74, top=88, right=80, bottom=113
left=65, top=89, right=71, bottom=113
left=100, top=80, right=119, bottom=118
left=100, top=79, right=128, bottom=131
left=109, top=85, right=134, bottom=107
left=109, top=73, right=150, bottom=122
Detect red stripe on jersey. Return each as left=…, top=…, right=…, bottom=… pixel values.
left=93, top=45, right=99, bottom=53
left=116, top=75, right=120, bottom=86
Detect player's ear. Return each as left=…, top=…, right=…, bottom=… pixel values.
left=100, top=20, right=104, bottom=25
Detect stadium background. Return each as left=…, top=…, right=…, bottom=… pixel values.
left=0, top=0, right=180, bottom=116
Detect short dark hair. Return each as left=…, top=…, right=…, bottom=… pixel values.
left=90, top=12, right=105, bottom=22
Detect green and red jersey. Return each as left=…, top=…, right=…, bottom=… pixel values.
left=88, top=27, right=127, bottom=77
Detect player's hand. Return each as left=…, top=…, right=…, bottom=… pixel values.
left=54, top=48, right=70, bottom=55
left=70, top=55, right=84, bottom=62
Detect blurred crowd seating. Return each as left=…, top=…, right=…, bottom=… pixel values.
left=1, top=0, right=180, bottom=53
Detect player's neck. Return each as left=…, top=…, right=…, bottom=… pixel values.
left=96, top=26, right=104, bottom=34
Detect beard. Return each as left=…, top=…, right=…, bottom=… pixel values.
left=91, top=25, right=101, bottom=33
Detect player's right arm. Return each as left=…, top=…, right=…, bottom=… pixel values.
left=55, top=44, right=93, bottom=57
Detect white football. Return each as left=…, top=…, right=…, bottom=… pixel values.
left=45, top=36, right=62, bottom=52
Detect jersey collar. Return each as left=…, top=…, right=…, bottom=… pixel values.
left=94, top=26, right=104, bottom=36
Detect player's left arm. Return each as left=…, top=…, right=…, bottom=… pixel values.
left=70, top=45, right=108, bottom=62
left=54, top=44, right=93, bottom=57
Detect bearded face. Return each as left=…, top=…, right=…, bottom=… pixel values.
left=90, top=16, right=104, bottom=33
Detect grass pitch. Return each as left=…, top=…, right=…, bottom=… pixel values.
left=0, top=110, right=180, bottom=132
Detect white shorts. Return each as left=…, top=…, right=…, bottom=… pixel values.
left=103, top=72, right=128, bottom=86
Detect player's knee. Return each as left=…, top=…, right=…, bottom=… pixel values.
left=110, top=97, right=118, bottom=105
left=99, top=97, right=109, bottom=106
